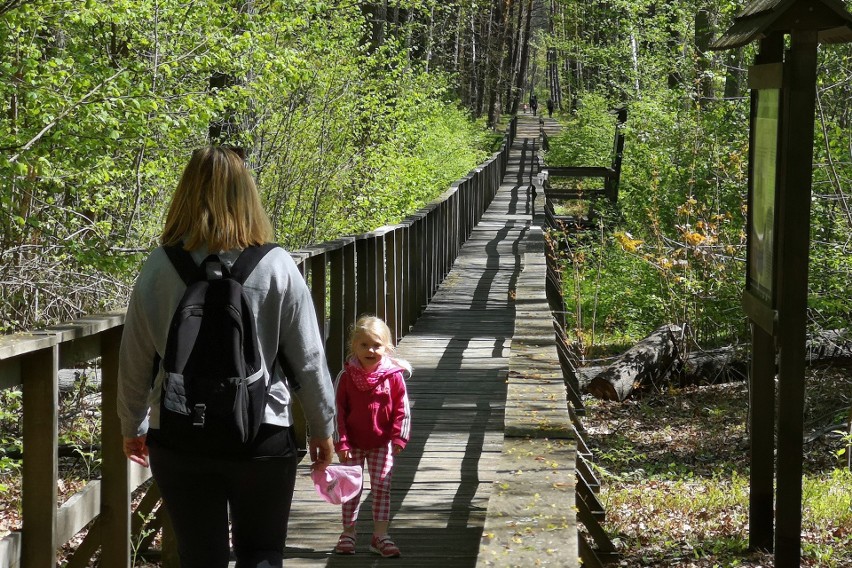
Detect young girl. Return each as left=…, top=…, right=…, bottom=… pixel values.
left=333, top=315, right=412, bottom=557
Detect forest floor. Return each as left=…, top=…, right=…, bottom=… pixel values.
left=581, top=359, right=852, bottom=567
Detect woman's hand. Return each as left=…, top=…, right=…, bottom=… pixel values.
left=310, top=436, right=334, bottom=470
left=123, top=435, right=149, bottom=468
left=336, top=449, right=352, bottom=463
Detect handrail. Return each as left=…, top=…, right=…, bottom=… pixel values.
left=541, top=107, right=627, bottom=203
left=0, top=117, right=516, bottom=567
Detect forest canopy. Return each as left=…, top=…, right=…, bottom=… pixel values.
left=2, top=0, right=850, bottom=350
left=1, top=0, right=537, bottom=332
left=543, top=0, right=852, bottom=351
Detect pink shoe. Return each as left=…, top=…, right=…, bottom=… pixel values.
left=370, top=534, right=401, bottom=558
left=334, top=532, right=356, bottom=555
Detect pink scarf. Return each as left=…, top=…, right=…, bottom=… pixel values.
left=345, top=357, right=398, bottom=392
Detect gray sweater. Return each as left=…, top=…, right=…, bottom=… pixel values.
left=117, top=245, right=336, bottom=441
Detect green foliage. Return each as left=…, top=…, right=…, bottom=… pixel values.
left=548, top=0, right=850, bottom=350
left=0, top=389, right=23, bottom=485
left=543, top=92, right=613, bottom=167
left=549, top=1, right=852, bottom=564
left=557, top=223, right=666, bottom=351
left=0, top=0, right=495, bottom=331
left=554, top=92, right=749, bottom=349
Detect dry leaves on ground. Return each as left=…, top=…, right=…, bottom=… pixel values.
left=581, top=361, right=852, bottom=567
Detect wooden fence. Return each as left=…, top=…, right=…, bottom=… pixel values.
left=0, top=118, right=516, bottom=568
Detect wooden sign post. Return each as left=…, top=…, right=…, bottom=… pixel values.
left=710, top=1, right=852, bottom=566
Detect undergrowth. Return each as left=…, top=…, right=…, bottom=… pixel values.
left=582, top=367, right=852, bottom=567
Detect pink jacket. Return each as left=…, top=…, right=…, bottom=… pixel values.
left=333, top=357, right=411, bottom=452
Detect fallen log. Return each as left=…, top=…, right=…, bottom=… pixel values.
left=586, top=324, right=683, bottom=401
left=682, top=346, right=747, bottom=385
left=807, top=329, right=852, bottom=362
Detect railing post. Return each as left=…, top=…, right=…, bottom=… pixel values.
left=308, top=252, right=328, bottom=342
left=328, top=246, right=346, bottom=377
left=444, top=200, right=452, bottom=279
left=410, top=214, right=426, bottom=321
left=328, top=238, right=357, bottom=376
left=426, top=211, right=434, bottom=300
left=356, top=237, right=371, bottom=317
left=461, top=179, right=472, bottom=241
left=452, top=190, right=461, bottom=260
left=398, top=224, right=413, bottom=337
left=21, top=342, right=59, bottom=567
left=384, top=230, right=399, bottom=343
left=342, top=239, right=357, bottom=354
left=396, top=227, right=408, bottom=339
left=99, top=325, right=131, bottom=567
left=436, top=202, right=445, bottom=283
left=374, top=232, right=387, bottom=321
left=476, top=172, right=484, bottom=223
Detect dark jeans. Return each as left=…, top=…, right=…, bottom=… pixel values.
left=148, top=425, right=298, bottom=568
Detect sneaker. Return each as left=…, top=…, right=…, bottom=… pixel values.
left=370, top=534, right=401, bottom=558
left=334, top=532, right=356, bottom=555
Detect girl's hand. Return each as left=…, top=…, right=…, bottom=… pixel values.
left=392, top=444, right=403, bottom=456
left=337, top=450, right=351, bottom=463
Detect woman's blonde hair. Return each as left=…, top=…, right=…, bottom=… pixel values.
left=347, top=315, right=394, bottom=358
left=161, top=146, right=274, bottom=251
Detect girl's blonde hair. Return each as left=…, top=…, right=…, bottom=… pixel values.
left=348, top=315, right=394, bottom=358
left=161, top=146, right=274, bottom=251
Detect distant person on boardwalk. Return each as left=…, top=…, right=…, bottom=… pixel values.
left=117, top=146, right=336, bottom=568
left=333, top=315, right=412, bottom=558
left=547, top=98, right=554, bottom=117
left=530, top=93, right=538, bottom=116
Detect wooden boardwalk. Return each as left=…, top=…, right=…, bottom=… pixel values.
left=278, top=115, right=576, bottom=567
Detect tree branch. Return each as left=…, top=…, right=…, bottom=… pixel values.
left=8, top=68, right=127, bottom=165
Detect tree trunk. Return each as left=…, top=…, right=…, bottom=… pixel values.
left=695, top=9, right=713, bottom=103
left=723, top=49, right=744, bottom=99
left=510, top=0, right=534, bottom=115
left=505, top=0, right=525, bottom=113
left=586, top=324, right=683, bottom=401
left=486, top=0, right=512, bottom=128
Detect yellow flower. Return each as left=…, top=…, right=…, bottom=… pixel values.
left=614, top=231, right=643, bottom=252
left=684, top=232, right=705, bottom=246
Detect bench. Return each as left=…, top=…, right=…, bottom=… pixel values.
left=541, top=106, right=627, bottom=204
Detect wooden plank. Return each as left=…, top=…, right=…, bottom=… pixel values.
left=577, top=454, right=601, bottom=493
left=578, top=532, right=605, bottom=568
left=99, top=326, right=131, bottom=567
left=21, top=345, right=58, bottom=567
left=477, top=438, right=577, bottom=568
left=0, top=532, right=20, bottom=568
left=576, top=492, right=615, bottom=553
left=56, top=480, right=101, bottom=544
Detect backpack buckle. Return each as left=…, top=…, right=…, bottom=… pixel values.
left=192, top=404, right=206, bottom=427
left=205, top=261, right=224, bottom=280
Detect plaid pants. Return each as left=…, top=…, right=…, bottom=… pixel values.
left=341, top=442, right=394, bottom=526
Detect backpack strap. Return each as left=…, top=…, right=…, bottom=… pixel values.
left=163, top=244, right=204, bottom=285
left=229, top=243, right=280, bottom=284
left=163, top=242, right=280, bottom=285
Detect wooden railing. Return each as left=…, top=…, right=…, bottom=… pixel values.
left=0, top=118, right=516, bottom=567
left=541, top=106, right=627, bottom=205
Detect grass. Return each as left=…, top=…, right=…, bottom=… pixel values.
left=581, top=364, right=852, bottom=567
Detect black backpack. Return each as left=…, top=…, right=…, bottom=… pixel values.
left=151, top=243, right=279, bottom=456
